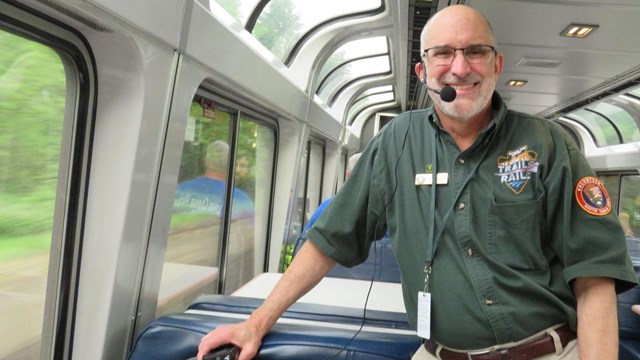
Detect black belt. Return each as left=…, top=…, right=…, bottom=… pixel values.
left=423, top=325, right=576, bottom=360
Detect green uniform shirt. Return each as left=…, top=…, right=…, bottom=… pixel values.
left=308, top=93, right=637, bottom=349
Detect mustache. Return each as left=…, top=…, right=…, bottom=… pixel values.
left=439, top=74, right=483, bottom=84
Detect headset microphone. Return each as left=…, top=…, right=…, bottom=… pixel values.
left=415, top=62, right=457, bottom=103
left=425, top=85, right=457, bottom=103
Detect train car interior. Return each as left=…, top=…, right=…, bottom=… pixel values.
left=1, top=0, right=640, bottom=359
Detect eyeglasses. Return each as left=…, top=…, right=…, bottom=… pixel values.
left=423, top=45, right=496, bottom=65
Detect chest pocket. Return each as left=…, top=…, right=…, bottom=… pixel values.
left=488, top=193, right=547, bottom=271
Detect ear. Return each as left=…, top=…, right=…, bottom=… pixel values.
left=414, top=62, right=425, bottom=83
left=494, top=52, right=504, bottom=77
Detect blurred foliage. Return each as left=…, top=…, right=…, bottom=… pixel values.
left=253, top=0, right=301, bottom=60
left=0, top=30, right=64, bottom=256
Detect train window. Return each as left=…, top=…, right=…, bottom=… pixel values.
left=620, top=175, right=640, bottom=263
left=282, top=140, right=324, bottom=271
left=335, top=152, right=347, bottom=191
left=565, top=110, right=621, bottom=147
left=346, top=85, right=394, bottom=124
left=306, top=142, right=324, bottom=220
left=558, top=84, right=640, bottom=147
left=159, top=101, right=233, bottom=315
left=0, top=29, right=66, bottom=358
left=159, top=98, right=276, bottom=311
left=589, top=102, right=640, bottom=143
left=226, top=117, right=276, bottom=293
left=317, top=55, right=391, bottom=105
left=249, top=0, right=382, bottom=60
left=317, top=37, right=389, bottom=88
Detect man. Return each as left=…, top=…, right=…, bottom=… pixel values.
left=197, top=5, right=637, bottom=360
left=174, top=140, right=254, bottom=220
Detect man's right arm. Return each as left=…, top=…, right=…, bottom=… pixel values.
left=196, top=240, right=336, bottom=360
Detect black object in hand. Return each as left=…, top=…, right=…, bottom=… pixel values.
left=202, top=344, right=240, bottom=360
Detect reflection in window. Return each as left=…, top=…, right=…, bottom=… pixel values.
left=0, top=30, right=66, bottom=359
left=160, top=102, right=233, bottom=315
left=159, top=99, right=276, bottom=310
left=230, top=118, right=275, bottom=290
left=317, top=55, right=391, bottom=104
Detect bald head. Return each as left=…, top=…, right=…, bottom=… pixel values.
left=421, top=5, right=496, bottom=54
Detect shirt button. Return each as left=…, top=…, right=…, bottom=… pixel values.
left=485, top=299, right=493, bottom=305
left=458, top=202, right=465, bottom=210
left=467, top=248, right=473, bottom=256
left=459, top=159, right=465, bottom=164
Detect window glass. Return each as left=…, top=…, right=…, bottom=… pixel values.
left=620, top=175, right=640, bottom=265
left=588, top=102, right=640, bottom=143
left=210, top=0, right=261, bottom=26
left=280, top=140, right=324, bottom=271
left=253, top=0, right=381, bottom=60
left=281, top=144, right=309, bottom=271
left=158, top=101, right=233, bottom=315
left=305, top=142, right=324, bottom=221
left=598, top=174, right=620, bottom=213
left=318, top=37, right=389, bottom=83
left=629, top=86, right=640, bottom=99
left=560, top=83, right=640, bottom=147
left=226, top=118, right=275, bottom=293
left=566, top=110, right=620, bottom=147
left=347, top=89, right=395, bottom=125
left=160, top=98, right=276, bottom=299
left=336, top=152, right=347, bottom=191
left=317, top=55, right=390, bottom=104
left=0, top=30, right=66, bottom=359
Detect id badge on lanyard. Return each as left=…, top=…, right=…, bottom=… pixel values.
left=417, top=291, right=432, bottom=339
left=415, top=126, right=491, bottom=339
left=417, top=262, right=432, bottom=339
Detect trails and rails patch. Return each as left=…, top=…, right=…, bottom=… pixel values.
left=575, top=176, right=611, bottom=216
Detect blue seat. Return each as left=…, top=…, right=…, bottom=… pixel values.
left=128, top=310, right=420, bottom=360
left=189, top=294, right=412, bottom=330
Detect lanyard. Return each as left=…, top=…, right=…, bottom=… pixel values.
left=423, top=125, right=493, bottom=292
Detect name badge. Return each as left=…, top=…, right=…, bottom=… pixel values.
left=415, top=173, right=449, bottom=185
left=417, top=291, right=431, bottom=339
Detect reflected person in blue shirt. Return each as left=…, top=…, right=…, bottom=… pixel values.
left=174, top=140, right=254, bottom=220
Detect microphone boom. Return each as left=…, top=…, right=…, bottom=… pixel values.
left=426, top=85, right=456, bottom=102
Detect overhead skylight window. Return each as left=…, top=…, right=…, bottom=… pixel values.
left=250, top=0, right=381, bottom=60
left=316, top=55, right=391, bottom=105
left=347, top=85, right=394, bottom=124
left=559, top=84, right=640, bottom=147
left=318, top=37, right=389, bottom=86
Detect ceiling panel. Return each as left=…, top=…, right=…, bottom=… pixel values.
left=463, top=0, right=640, bottom=115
